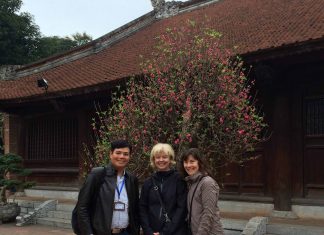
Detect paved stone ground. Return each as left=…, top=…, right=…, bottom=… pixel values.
left=2, top=212, right=324, bottom=235
left=0, top=222, right=241, bottom=235
left=0, top=222, right=74, bottom=235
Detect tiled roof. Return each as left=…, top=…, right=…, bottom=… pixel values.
left=0, top=0, right=323, bottom=102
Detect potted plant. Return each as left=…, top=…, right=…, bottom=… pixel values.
left=0, top=153, right=34, bottom=223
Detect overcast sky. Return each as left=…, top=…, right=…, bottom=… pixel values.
left=20, top=0, right=188, bottom=40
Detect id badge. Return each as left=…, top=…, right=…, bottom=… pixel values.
left=114, top=201, right=126, bottom=211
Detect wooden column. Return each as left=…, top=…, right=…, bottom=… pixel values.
left=272, top=89, right=292, bottom=210
left=3, top=114, right=23, bottom=155
left=291, top=86, right=303, bottom=198
left=254, top=64, right=276, bottom=198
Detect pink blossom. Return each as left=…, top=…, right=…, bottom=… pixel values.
left=238, top=129, right=245, bottom=135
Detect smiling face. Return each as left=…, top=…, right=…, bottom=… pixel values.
left=110, top=147, right=130, bottom=172
left=183, top=155, right=200, bottom=176
left=154, top=151, right=171, bottom=171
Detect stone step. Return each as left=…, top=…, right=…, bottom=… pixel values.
left=37, top=217, right=72, bottom=229
left=25, top=186, right=79, bottom=200
left=47, top=210, right=72, bottom=220
left=56, top=203, right=76, bottom=212
left=266, top=223, right=324, bottom=235
left=19, top=207, right=35, bottom=214
left=9, top=198, right=43, bottom=209
left=221, top=218, right=248, bottom=231
left=224, top=230, right=242, bottom=235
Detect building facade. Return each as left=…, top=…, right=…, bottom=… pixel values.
left=0, top=0, right=323, bottom=213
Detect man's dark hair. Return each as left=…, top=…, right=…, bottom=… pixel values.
left=111, top=140, right=132, bottom=153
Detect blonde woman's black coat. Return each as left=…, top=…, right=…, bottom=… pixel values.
left=139, top=169, right=188, bottom=235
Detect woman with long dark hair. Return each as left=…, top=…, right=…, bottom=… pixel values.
left=179, top=148, right=224, bottom=235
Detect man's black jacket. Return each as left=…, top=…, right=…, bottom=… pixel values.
left=77, top=165, right=140, bottom=235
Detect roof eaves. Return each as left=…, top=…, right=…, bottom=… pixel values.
left=243, top=37, right=324, bottom=63
left=0, top=75, right=136, bottom=106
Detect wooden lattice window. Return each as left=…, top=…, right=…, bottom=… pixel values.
left=27, top=117, right=78, bottom=160
left=305, top=97, right=324, bottom=136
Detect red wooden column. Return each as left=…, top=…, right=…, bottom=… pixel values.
left=3, top=114, right=24, bottom=156
left=272, top=89, right=292, bottom=211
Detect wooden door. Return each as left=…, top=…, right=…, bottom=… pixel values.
left=303, top=96, right=324, bottom=198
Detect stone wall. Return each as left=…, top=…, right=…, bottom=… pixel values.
left=0, top=65, right=21, bottom=80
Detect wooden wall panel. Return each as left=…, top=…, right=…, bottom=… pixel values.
left=219, top=150, right=266, bottom=195
left=304, top=135, right=324, bottom=197
left=303, top=96, right=324, bottom=198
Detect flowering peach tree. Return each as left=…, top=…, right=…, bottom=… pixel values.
left=84, top=21, right=266, bottom=179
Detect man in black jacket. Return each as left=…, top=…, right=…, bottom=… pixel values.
left=77, top=140, right=140, bottom=235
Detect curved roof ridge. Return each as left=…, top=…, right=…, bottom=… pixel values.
left=15, top=11, right=156, bottom=78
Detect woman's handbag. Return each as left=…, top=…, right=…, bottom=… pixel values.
left=151, top=178, right=171, bottom=224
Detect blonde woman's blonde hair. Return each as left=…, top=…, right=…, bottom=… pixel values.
left=150, top=143, right=176, bottom=168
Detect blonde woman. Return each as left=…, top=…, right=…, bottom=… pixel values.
left=139, top=143, right=188, bottom=235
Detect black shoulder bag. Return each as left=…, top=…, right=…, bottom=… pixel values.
left=188, top=176, right=205, bottom=235
left=71, top=166, right=106, bottom=235
left=151, top=177, right=171, bottom=224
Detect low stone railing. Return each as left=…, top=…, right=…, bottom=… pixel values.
left=16, top=200, right=57, bottom=226
left=242, top=217, right=268, bottom=235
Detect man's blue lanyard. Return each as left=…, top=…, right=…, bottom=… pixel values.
left=116, top=177, right=125, bottom=200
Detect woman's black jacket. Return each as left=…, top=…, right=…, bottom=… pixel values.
left=139, top=169, right=188, bottom=235
left=77, top=165, right=140, bottom=235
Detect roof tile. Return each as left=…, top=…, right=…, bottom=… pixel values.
left=0, top=0, right=323, bottom=101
